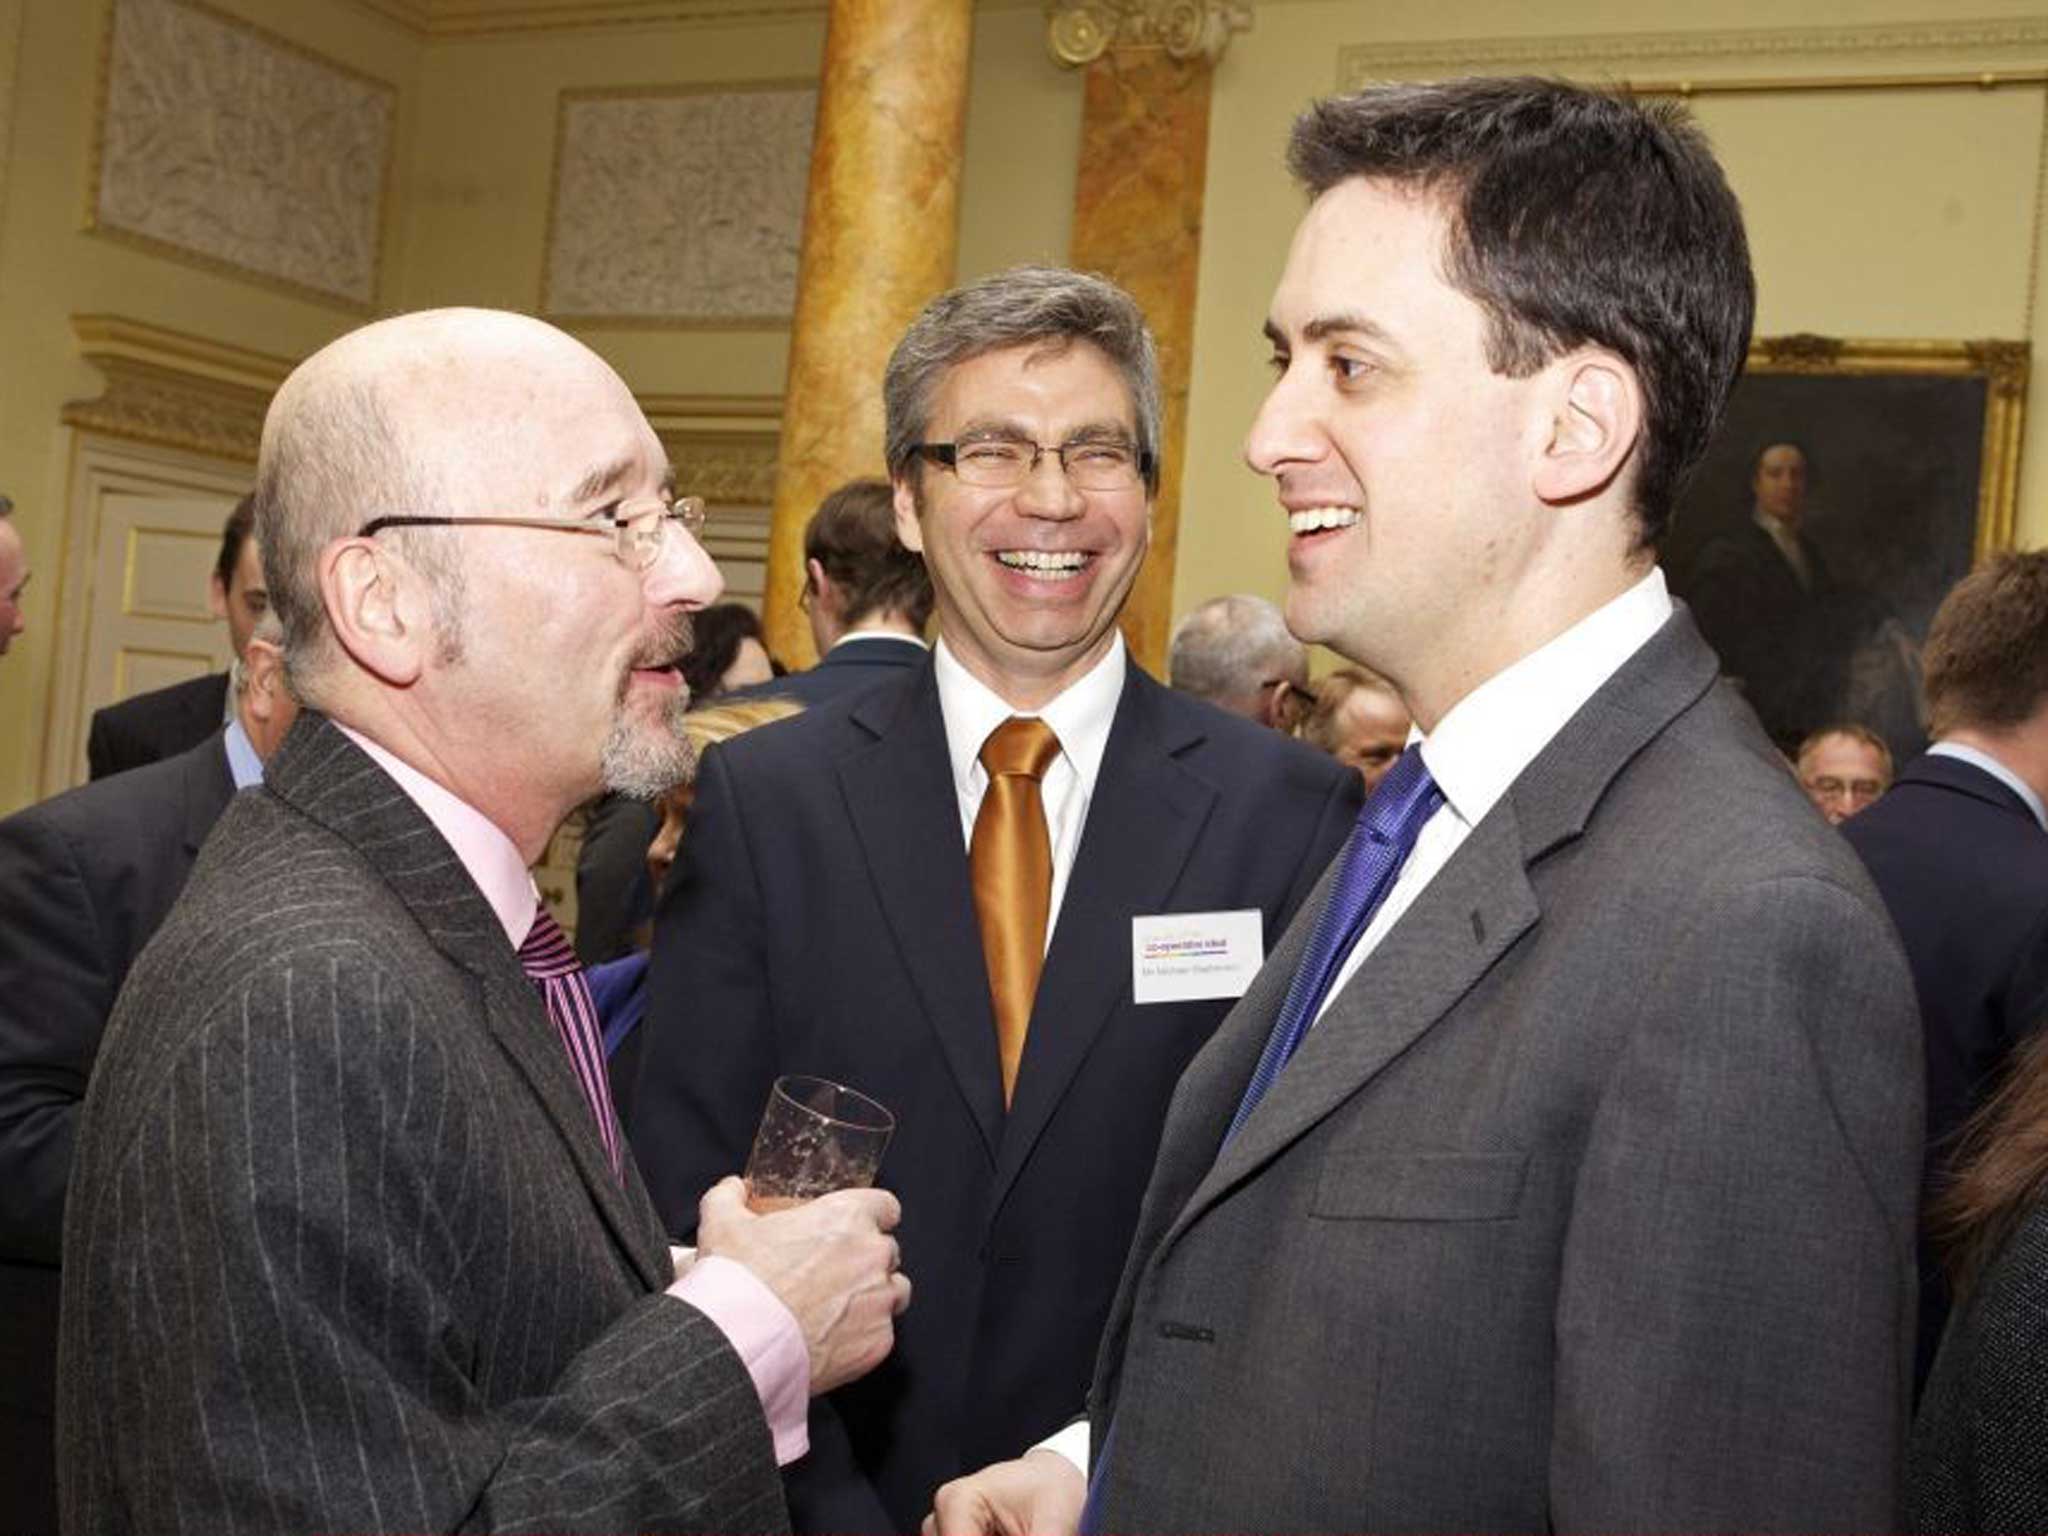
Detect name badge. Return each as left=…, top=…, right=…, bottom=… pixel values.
left=1132, top=909, right=1264, bottom=1004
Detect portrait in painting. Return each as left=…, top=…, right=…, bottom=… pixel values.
left=1665, top=337, right=2027, bottom=761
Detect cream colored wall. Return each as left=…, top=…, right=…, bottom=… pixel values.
left=5, top=0, right=2046, bottom=811
left=1172, top=0, right=2048, bottom=642
left=0, top=0, right=421, bottom=810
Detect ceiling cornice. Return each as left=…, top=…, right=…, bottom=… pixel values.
left=352, top=0, right=1034, bottom=40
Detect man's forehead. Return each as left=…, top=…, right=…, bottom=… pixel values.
left=934, top=339, right=1135, bottom=426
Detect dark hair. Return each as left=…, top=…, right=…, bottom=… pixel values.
left=1934, top=1022, right=2048, bottom=1300
left=216, top=494, right=257, bottom=589
left=806, top=478, right=934, bottom=631
left=681, top=602, right=768, bottom=704
left=1288, top=77, right=1755, bottom=547
left=1923, top=551, right=2048, bottom=738
left=883, top=265, right=1161, bottom=495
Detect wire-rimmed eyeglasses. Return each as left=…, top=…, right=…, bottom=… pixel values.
left=357, top=492, right=708, bottom=572
left=911, top=435, right=1152, bottom=493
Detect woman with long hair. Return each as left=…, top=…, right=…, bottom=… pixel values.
left=1910, top=1022, right=2048, bottom=1528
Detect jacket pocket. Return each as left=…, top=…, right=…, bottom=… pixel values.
left=1310, top=1150, right=1528, bottom=1221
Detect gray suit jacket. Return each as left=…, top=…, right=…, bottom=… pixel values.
left=1088, top=609, right=1923, bottom=1533
left=58, top=714, right=786, bottom=1534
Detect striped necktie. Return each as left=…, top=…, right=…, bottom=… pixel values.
left=517, top=901, right=623, bottom=1180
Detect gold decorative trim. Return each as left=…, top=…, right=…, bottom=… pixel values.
left=86, top=0, right=399, bottom=313
left=1745, top=335, right=2028, bottom=561
left=1045, top=0, right=1252, bottom=68
left=1338, top=17, right=2048, bottom=86
left=63, top=314, right=291, bottom=463
left=541, top=79, right=815, bottom=328
left=659, top=431, right=782, bottom=505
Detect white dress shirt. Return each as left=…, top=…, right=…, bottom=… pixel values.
left=933, top=632, right=1126, bottom=949
left=1036, top=566, right=1676, bottom=1478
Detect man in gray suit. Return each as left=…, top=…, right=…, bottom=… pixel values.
left=933, top=77, right=1921, bottom=1535
left=60, top=308, right=910, bottom=1534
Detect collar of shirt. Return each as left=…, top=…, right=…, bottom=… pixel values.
left=335, top=723, right=540, bottom=949
left=831, top=628, right=927, bottom=650
left=1312, top=567, right=1674, bottom=1024
left=1750, top=508, right=1811, bottom=580
left=1419, top=566, right=1675, bottom=831
left=933, top=630, right=1125, bottom=808
left=1927, top=740, right=2048, bottom=832
left=222, top=716, right=264, bottom=790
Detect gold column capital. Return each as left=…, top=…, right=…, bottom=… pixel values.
left=1044, top=0, right=1252, bottom=68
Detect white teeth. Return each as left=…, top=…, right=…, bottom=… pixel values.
left=1288, top=507, right=1362, bottom=534
left=996, top=550, right=1090, bottom=575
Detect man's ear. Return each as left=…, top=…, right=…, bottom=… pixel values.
left=1532, top=351, right=1642, bottom=506
left=242, top=638, right=285, bottom=723
left=208, top=570, right=228, bottom=622
left=318, top=537, right=427, bottom=687
left=891, top=478, right=925, bottom=553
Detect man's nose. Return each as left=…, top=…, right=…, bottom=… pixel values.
left=1014, top=449, right=1086, bottom=519
left=645, top=519, right=723, bottom=608
left=1245, top=367, right=1321, bottom=478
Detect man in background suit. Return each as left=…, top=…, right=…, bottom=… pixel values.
left=85, top=495, right=268, bottom=779
left=0, top=614, right=293, bottom=1531
left=1167, top=593, right=1309, bottom=729
left=574, top=478, right=931, bottom=963
left=1844, top=549, right=2048, bottom=1395
left=0, top=493, right=28, bottom=660
left=936, top=79, right=1920, bottom=1535
left=631, top=267, right=1359, bottom=1534
left=60, top=308, right=909, bottom=1534
left=747, top=475, right=932, bottom=707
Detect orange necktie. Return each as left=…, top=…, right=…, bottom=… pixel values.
left=970, top=716, right=1062, bottom=1107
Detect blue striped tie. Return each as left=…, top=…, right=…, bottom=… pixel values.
left=1224, top=743, right=1443, bottom=1142
left=518, top=901, right=624, bottom=1181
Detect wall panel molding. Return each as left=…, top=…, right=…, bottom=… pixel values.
left=88, top=0, right=398, bottom=308
left=62, top=315, right=293, bottom=463
left=1339, top=16, right=2048, bottom=86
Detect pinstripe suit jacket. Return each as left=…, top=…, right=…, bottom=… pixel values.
left=58, top=714, right=786, bottom=1535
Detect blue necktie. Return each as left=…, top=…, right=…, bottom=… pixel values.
left=1223, top=744, right=1444, bottom=1142
left=1080, top=749, right=1443, bottom=1532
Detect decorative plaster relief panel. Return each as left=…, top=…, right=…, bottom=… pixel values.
left=544, top=84, right=816, bottom=325
left=91, top=0, right=395, bottom=307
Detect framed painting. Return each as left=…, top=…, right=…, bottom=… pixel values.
left=1664, top=335, right=2027, bottom=760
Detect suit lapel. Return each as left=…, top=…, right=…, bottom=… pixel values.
left=839, top=666, right=1008, bottom=1161
left=992, top=672, right=1216, bottom=1208
left=263, top=714, right=670, bottom=1292
left=1151, top=606, right=1725, bottom=1255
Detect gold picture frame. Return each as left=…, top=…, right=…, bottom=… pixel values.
left=1666, top=334, right=2028, bottom=758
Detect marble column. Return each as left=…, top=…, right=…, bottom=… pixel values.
left=762, top=0, right=973, bottom=670
left=1054, top=1, right=1251, bottom=677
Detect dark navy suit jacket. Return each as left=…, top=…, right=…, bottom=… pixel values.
left=628, top=656, right=1359, bottom=1532
left=1844, top=749, right=2048, bottom=1392
left=0, top=732, right=235, bottom=1530
left=85, top=672, right=228, bottom=781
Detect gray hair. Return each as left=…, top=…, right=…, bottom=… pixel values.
left=1168, top=595, right=1307, bottom=704
left=0, top=494, right=13, bottom=519
left=253, top=376, right=464, bottom=702
left=883, top=265, right=1162, bottom=494
left=230, top=610, right=286, bottom=699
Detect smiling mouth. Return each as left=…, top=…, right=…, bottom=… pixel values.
left=1287, top=507, right=1362, bottom=536
left=995, top=549, right=1093, bottom=580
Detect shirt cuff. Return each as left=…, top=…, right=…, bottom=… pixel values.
left=669, top=1253, right=811, bottom=1465
left=1033, top=1417, right=1090, bottom=1477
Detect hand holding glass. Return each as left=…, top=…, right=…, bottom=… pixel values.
left=744, top=1075, right=896, bottom=1211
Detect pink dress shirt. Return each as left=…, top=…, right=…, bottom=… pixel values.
left=337, top=726, right=810, bottom=1463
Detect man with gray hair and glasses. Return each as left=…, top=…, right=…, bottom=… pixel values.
left=631, top=265, right=1359, bottom=1533
left=1168, top=593, right=1310, bottom=729
left=59, top=308, right=909, bottom=1534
